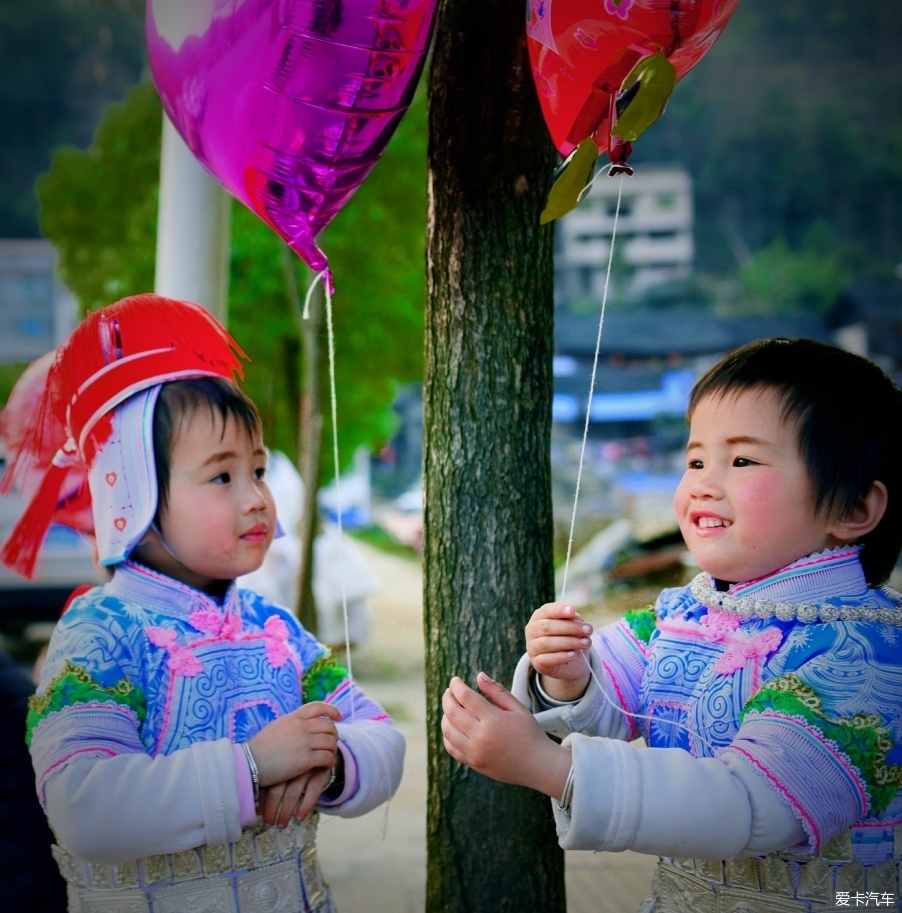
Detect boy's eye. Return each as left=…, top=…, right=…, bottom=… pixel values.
left=733, top=457, right=757, bottom=467
left=254, top=467, right=266, bottom=480
left=687, top=459, right=704, bottom=470
left=213, top=472, right=231, bottom=484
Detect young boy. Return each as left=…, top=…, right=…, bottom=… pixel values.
left=442, top=338, right=902, bottom=911
left=3, top=294, right=403, bottom=912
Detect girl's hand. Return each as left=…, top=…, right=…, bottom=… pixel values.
left=441, top=673, right=571, bottom=799
left=525, top=602, right=593, bottom=701
left=248, top=701, right=340, bottom=788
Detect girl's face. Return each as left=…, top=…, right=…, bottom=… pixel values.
left=135, top=409, right=276, bottom=594
left=673, top=387, right=845, bottom=584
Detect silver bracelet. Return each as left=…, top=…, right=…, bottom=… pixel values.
left=558, top=766, right=575, bottom=813
left=241, top=742, right=260, bottom=803
left=534, top=672, right=582, bottom=708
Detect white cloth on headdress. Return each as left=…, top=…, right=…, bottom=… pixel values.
left=85, top=387, right=160, bottom=566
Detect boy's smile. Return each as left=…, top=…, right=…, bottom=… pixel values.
left=134, top=410, right=276, bottom=594
left=673, top=387, right=845, bottom=584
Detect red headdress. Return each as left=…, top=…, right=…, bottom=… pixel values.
left=0, top=294, right=248, bottom=579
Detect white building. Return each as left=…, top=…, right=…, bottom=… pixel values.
left=555, top=164, right=693, bottom=302
left=0, top=240, right=76, bottom=364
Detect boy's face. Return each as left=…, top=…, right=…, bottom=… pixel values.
left=673, top=387, right=844, bottom=584
left=136, top=409, right=276, bottom=594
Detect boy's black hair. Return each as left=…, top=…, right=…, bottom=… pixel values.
left=688, top=338, right=902, bottom=586
left=152, top=376, right=262, bottom=513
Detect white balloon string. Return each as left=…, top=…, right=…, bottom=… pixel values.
left=302, top=269, right=326, bottom=320
left=307, top=271, right=393, bottom=837
left=558, top=172, right=622, bottom=607
left=552, top=177, right=717, bottom=753
left=321, top=281, right=354, bottom=694
left=577, top=161, right=613, bottom=204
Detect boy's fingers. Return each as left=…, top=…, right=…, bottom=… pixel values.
left=475, top=672, right=525, bottom=712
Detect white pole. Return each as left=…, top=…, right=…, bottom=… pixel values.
left=154, top=116, right=231, bottom=322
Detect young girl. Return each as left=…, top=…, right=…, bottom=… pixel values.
left=1, top=294, right=404, bottom=913
left=442, top=338, right=902, bottom=911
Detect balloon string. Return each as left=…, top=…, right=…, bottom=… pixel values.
left=552, top=178, right=717, bottom=753
left=577, top=161, right=613, bottom=205
left=307, top=269, right=394, bottom=836
left=558, top=170, right=621, bottom=607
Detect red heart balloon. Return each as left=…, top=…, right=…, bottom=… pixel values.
left=146, top=0, right=438, bottom=286
left=527, top=0, right=739, bottom=164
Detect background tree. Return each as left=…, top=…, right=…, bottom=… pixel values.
left=35, top=80, right=426, bottom=477
left=423, top=1, right=563, bottom=911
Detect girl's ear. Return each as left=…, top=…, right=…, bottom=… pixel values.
left=828, top=481, right=888, bottom=542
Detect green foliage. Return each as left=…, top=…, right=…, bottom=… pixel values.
left=736, top=233, right=853, bottom=315
left=637, top=0, right=902, bottom=289
left=0, top=363, right=30, bottom=412
left=37, top=82, right=160, bottom=310
left=35, top=76, right=426, bottom=477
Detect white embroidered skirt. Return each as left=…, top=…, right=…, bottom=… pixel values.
left=52, top=812, right=335, bottom=913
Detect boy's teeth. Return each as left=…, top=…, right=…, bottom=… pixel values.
left=699, top=517, right=731, bottom=529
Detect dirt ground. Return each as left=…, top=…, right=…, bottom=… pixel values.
left=316, top=541, right=657, bottom=913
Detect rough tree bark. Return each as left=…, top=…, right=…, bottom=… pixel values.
left=423, top=0, right=563, bottom=908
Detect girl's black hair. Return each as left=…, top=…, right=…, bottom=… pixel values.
left=152, top=376, right=262, bottom=514
left=688, top=338, right=902, bottom=586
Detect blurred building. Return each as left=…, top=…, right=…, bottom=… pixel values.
left=0, top=240, right=76, bottom=365
left=555, top=164, right=693, bottom=303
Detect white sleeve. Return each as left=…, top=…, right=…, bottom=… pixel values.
left=556, top=734, right=806, bottom=857
left=511, top=652, right=633, bottom=741
left=321, top=719, right=405, bottom=818
left=43, top=738, right=243, bottom=864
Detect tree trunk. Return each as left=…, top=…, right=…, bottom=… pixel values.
left=423, top=0, right=562, bottom=908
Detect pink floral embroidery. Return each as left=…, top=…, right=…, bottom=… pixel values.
left=604, top=0, right=633, bottom=20
left=264, top=615, right=290, bottom=668
left=702, top=610, right=740, bottom=639
left=145, top=626, right=204, bottom=676
left=713, top=627, right=783, bottom=675
left=189, top=608, right=224, bottom=635
left=169, top=648, right=203, bottom=676
left=222, top=613, right=243, bottom=639
left=146, top=626, right=178, bottom=650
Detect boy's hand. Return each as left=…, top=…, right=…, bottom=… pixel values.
left=248, top=701, right=340, bottom=789
left=441, top=673, right=571, bottom=799
left=526, top=602, right=593, bottom=701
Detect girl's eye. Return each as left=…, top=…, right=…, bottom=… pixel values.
left=213, top=472, right=231, bottom=484
left=254, top=467, right=266, bottom=480
left=733, top=457, right=757, bottom=468
left=687, top=459, right=704, bottom=470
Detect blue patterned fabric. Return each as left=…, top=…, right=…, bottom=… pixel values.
left=595, top=547, right=902, bottom=857
left=29, top=560, right=389, bottom=800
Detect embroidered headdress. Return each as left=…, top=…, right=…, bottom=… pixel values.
left=0, top=294, right=248, bottom=578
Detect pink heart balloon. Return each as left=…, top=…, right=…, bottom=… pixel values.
left=146, top=0, right=438, bottom=286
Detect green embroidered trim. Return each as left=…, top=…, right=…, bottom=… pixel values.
left=302, top=652, right=348, bottom=703
left=623, top=605, right=656, bottom=645
left=26, top=660, right=146, bottom=747
left=742, top=673, right=902, bottom=814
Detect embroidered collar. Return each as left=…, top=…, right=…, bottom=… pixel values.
left=691, top=548, right=902, bottom=626
left=108, top=559, right=239, bottom=619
